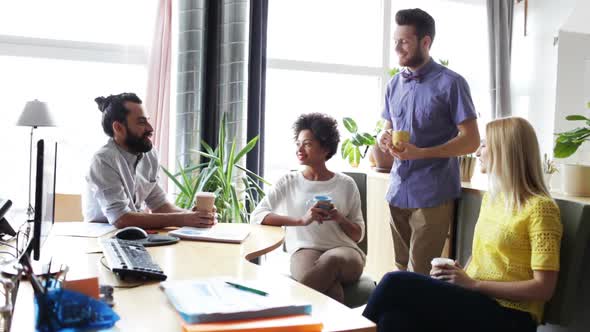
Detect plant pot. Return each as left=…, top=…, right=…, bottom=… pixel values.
left=459, top=156, right=476, bottom=182
left=561, top=164, right=590, bottom=197
left=543, top=173, right=553, bottom=191
left=371, top=146, right=394, bottom=173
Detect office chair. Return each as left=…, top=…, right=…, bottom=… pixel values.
left=454, top=190, right=590, bottom=328
left=341, top=171, right=377, bottom=308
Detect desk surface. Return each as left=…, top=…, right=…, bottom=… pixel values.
left=11, top=223, right=376, bottom=332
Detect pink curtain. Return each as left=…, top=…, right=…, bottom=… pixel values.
left=146, top=0, right=172, bottom=191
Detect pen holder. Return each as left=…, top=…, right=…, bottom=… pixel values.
left=34, top=286, right=120, bottom=332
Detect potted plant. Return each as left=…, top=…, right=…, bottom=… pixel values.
left=542, top=153, right=558, bottom=191
left=553, top=102, right=590, bottom=196
left=459, top=154, right=476, bottom=182
left=340, top=117, right=376, bottom=168
left=162, top=114, right=269, bottom=223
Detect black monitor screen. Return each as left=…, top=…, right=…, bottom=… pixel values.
left=32, top=139, right=57, bottom=261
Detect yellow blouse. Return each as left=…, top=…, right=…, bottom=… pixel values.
left=465, top=193, right=562, bottom=323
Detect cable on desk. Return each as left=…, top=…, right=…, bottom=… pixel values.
left=99, top=256, right=145, bottom=289
left=14, top=221, right=31, bottom=258
left=0, top=241, right=15, bottom=250
left=0, top=252, right=14, bottom=258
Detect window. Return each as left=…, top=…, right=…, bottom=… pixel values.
left=0, top=0, right=156, bottom=212
left=265, top=0, right=490, bottom=184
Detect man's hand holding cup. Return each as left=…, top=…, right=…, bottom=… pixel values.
left=190, top=192, right=217, bottom=228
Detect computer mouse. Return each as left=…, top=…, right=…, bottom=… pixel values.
left=114, top=226, right=149, bottom=240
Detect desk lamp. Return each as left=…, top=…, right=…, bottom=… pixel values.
left=16, top=100, right=56, bottom=218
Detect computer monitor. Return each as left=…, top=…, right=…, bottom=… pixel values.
left=31, top=139, right=57, bottom=261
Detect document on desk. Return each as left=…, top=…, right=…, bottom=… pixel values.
left=160, top=278, right=312, bottom=324
left=51, top=222, right=116, bottom=238
left=181, top=314, right=323, bottom=332
left=168, top=226, right=250, bottom=244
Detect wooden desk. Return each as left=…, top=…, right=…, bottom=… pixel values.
left=11, top=223, right=376, bottom=332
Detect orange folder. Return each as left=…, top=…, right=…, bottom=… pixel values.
left=182, top=314, right=323, bottom=332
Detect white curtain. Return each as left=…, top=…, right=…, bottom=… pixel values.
left=146, top=0, right=173, bottom=190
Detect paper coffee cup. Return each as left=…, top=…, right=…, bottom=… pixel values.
left=195, top=192, right=216, bottom=212
left=431, top=257, right=455, bottom=267
left=391, top=130, right=410, bottom=151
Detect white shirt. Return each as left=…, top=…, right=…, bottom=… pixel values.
left=83, top=139, right=168, bottom=224
left=251, top=171, right=365, bottom=258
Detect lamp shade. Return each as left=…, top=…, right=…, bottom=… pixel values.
left=16, top=99, right=56, bottom=127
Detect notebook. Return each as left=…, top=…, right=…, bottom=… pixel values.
left=168, top=226, right=250, bottom=244
left=160, top=278, right=312, bottom=324
left=181, top=314, right=323, bottom=332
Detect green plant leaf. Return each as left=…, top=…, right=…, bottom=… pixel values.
left=389, top=67, right=401, bottom=77
left=192, top=150, right=220, bottom=161
left=554, top=140, right=583, bottom=158
left=230, top=186, right=241, bottom=223
left=236, top=164, right=271, bottom=185
left=351, top=133, right=364, bottom=146
left=360, top=132, right=376, bottom=146
left=352, top=147, right=361, bottom=166
left=343, top=117, right=358, bottom=133
left=566, top=115, right=589, bottom=121
left=200, top=139, right=215, bottom=155
left=161, top=165, right=190, bottom=198
left=225, top=140, right=236, bottom=184
left=233, top=136, right=259, bottom=165
left=341, top=139, right=350, bottom=158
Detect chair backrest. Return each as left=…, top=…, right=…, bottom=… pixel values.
left=343, top=172, right=368, bottom=254
left=543, top=199, right=590, bottom=325
left=453, top=190, right=483, bottom=264
left=454, top=190, right=590, bottom=326
left=54, top=193, right=83, bottom=222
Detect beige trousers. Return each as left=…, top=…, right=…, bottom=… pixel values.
left=290, top=247, right=365, bottom=303
left=389, top=200, right=455, bottom=275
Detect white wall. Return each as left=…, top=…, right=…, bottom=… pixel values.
left=554, top=0, right=590, bottom=166
left=510, top=0, right=576, bottom=156
left=554, top=31, right=590, bottom=166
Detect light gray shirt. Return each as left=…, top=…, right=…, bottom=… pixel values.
left=83, top=139, right=168, bottom=224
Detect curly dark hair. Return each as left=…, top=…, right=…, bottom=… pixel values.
left=293, top=113, right=340, bottom=161
left=395, top=8, right=436, bottom=47
left=95, top=92, right=142, bottom=137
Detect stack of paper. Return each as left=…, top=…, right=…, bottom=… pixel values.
left=181, top=315, right=323, bottom=332
left=168, top=226, right=250, bottom=244
left=160, top=278, right=320, bottom=331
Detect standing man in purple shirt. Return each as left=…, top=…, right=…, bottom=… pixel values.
left=377, top=8, right=480, bottom=275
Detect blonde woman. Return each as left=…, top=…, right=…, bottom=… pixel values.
left=362, top=117, right=562, bottom=332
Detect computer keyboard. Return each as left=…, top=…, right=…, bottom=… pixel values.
left=100, top=238, right=167, bottom=281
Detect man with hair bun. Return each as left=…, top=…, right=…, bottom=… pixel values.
left=83, top=92, right=216, bottom=229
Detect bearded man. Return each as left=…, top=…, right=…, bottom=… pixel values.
left=83, top=92, right=216, bottom=229
left=376, top=9, right=480, bottom=274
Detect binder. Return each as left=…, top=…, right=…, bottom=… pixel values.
left=181, top=314, right=323, bottom=332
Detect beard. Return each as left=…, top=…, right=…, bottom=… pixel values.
left=125, top=126, right=153, bottom=153
left=399, top=47, right=426, bottom=68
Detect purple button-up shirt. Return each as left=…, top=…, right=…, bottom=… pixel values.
left=381, top=58, right=477, bottom=208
